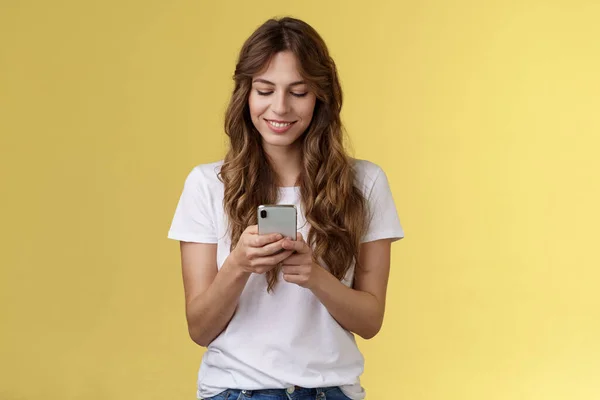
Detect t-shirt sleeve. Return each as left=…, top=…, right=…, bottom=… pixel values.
left=361, top=167, right=405, bottom=243
left=167, top=167, right=218, bottom=243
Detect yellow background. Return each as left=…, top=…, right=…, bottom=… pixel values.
left=1, top=1, right=599, bottom=399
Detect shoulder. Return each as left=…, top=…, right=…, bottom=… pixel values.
left=184, top=160, right=224, bottom=190
left=351, top=158, right=385, bottom=194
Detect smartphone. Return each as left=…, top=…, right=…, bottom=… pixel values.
left=257, top=204, right=297, bottom=240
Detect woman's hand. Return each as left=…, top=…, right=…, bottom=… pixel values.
left=280, top=232, right=324, bottom=289
left=229, top=225, right=294, bottom=275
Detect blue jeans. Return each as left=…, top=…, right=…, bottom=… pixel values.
left=203, top=386, right=352, bottom=400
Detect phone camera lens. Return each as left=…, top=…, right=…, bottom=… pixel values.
left=260, top=210, right=267, bottom=218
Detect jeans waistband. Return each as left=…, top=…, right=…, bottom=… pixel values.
left=235, top=386, right=336, bottom=397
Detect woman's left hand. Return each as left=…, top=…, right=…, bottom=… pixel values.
left=280, top=233, right=323, bottom=289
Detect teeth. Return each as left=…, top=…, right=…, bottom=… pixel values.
left=268, top=120, right=292, bottom=128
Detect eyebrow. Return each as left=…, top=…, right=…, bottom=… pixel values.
left=252, top=78, right=307, bottom=87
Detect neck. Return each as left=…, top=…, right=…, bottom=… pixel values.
left=262, top=140, right=302, bottom=187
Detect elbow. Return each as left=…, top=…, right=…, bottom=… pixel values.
left=189, top=333, right=209, bottom=347
left=358, top=314, right=384, bottom=340
left=359, top=325, right=381, bottom=340
left=187, top=322, right=212, bottom=347
left=188, top=328, right=211, bottom=347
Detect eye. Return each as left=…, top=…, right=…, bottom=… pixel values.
left=255, top=90, right=308, bottom=97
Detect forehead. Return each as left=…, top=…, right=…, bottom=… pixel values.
left=254, top=51, right=304, bottom=83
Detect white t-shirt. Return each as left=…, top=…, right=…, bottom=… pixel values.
left=167, top=159, right=404, bottom=399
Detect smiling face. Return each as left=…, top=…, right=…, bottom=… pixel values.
left=248, top=51, right=317, bottom=151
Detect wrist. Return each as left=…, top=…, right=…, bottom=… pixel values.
left=224, top=252, right=251, bottom=280
left=310, top=262, right=331, bottom=293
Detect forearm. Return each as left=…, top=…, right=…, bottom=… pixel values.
left=186, top=257, right=250, bottom=346
left=311, top=267, right=384, bottom=339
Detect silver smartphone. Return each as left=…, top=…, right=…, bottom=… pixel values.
left=257, top=204, right=297, bottom=240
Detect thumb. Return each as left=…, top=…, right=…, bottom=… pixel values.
left=245, top=225, right=258, bottom=234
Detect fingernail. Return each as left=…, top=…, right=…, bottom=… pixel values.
left=276, top=234, right=283, bottom=239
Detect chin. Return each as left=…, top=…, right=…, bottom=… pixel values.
left=261, top=135, right=298, bottom=147
left=259, top=130, right=303, bottom=148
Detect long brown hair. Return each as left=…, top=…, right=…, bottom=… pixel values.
left=219, top=17, right=367, bottom=292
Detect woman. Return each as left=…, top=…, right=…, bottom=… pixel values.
left=168, top=16, right=404, bottom=400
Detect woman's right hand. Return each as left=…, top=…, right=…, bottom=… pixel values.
left=229, top=225, right=294, bottom=275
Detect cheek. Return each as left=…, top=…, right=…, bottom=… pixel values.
left=248, top=94, right=268, bottom=119
left=299, top=97, right=317, bottom=120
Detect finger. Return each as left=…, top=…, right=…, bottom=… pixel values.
left=254, top=249, right=294, bottom=268
left=251, top=233, right=283, bottom=248
left=282, top=265, right=304, bottom=275
left=273, top=249, right=295, bottom=264
left=250, top=251, right=292, bottom=274
left=282, top=237, right=310, bottom=253
left=280, top=253, right=304, bottom=265
left=253, top=238, right=287, bottom=257
left=283, top=273, right=305, bottom=285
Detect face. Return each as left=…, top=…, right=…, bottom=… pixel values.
left=248, top=51, right=317, bottom=150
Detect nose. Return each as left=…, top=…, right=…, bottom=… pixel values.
left=271, top=91, right=290, bottom=115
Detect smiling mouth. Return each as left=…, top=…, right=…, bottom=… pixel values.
left=265, top=119, right=297, bottom=128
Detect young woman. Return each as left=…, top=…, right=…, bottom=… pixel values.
left=168, top=16, right=404, bottom=400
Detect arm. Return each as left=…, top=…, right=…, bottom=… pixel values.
left=280, top=166, right=402, bottom=338
left=180, top=227, right=293, bottom=347
left=312, top=239, right=392, bottom=339
left=180, top=242, right=250, bottom=347
left=281, top=237, right=393, bottom=340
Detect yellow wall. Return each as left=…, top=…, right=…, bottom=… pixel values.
left=1, top=1, right=599, bottom=399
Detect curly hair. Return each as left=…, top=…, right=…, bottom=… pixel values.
left=219, top=17, right=367, bottom=292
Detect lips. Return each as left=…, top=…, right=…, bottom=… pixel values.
left=265, top=119, right=297, bottom=134
left=266, top=119, right=296, bottom=125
